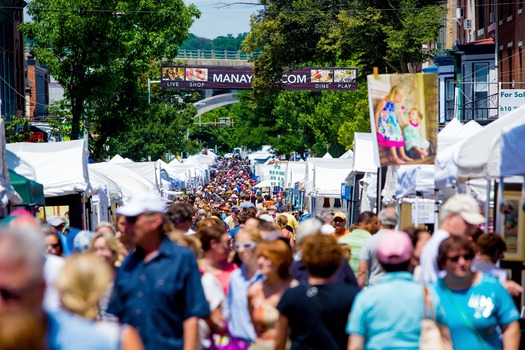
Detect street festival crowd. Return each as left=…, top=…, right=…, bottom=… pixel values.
left=1, top=156, right=524, bottom=350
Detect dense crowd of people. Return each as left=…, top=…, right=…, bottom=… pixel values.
left=0, top=155, right=522, bottom=350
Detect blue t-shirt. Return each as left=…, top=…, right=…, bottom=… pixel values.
left=47, top=310, right=113, bottom=350
left=435, top=274, right=520, bottom=350
left=108, top=237, right=210, bottom=350
left=226, top=266, right=264, bottom=341
left=347, top=272, right=446, bottom=350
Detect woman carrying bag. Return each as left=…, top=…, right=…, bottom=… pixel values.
left=435, top=235, right=520, bottom=350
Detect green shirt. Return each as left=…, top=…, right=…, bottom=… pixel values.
left=338, top=229, right=372, bottom=276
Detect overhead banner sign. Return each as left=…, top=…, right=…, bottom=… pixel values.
left=160, top=66, right=358, bottom=91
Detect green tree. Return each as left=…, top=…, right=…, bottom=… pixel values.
left=3, top=116, right=32, bottom=143
left=20, top=0, right=200, bottom=159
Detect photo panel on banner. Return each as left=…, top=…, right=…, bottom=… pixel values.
left=499, top=191, right=524, bottom=261
left=367, top=73, right=438, bottom=167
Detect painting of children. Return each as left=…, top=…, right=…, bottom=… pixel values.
left=368, top=73, right=438, bottom=167
left=403, top=107, right=430, bottom=159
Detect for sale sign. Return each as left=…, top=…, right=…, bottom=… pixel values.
left=499, top=89, right=525, bottom=116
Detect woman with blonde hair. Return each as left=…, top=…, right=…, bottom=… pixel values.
left=56, top=253, right=144, bottom=350
left=227, top=227, right=264, bottom=348
left=276, top=215, right=295, bottom=248
left=89, top=230, right=121, bottom=320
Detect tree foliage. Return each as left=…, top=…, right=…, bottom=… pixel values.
left=3, top=116, right=32, bottom=143
left=20, top=0, right=200, bottom=160
left=223, top=0, right=444, bottom=156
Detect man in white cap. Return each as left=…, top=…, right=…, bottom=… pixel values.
left=47, top=215, right=71, bottom=256
left=420, top=194, right=485, bottom=284
left=108, top=192, right=209, bottom=350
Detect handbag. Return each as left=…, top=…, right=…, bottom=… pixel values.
left=419, top=286, right=453, bottom=350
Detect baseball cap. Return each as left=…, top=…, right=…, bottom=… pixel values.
left=231, top=206, right=240, bottom=213
left=440, top=194, right=485, bottom=225
left=333, top=212, right=347, bottom=221
left=47, top=215, right=65, bottom=227
left=377, top=230, right=413, bottom=265
left=116, top=192, right=166, bottom=217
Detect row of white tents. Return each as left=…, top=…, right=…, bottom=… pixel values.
left=4, top=139, right=216, bottom=229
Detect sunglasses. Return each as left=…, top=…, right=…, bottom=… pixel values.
left=447, top=253, right=475, bottom=263
left=125, top=212, right=153, bottom=224
left=47, top=243, right=61, bottom=249
left=234, top=241, right=257, bottom=251
left=333, top=218, right=344, bottom=223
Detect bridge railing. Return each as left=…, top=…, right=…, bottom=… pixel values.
left=176, top=49, right=258, bottom=60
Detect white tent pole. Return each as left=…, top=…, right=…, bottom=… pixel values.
left=496, top=177, right=504, bottom=234
left=485, top=179, right=491, bottom=233
left=415, top=195, right=420, bottom=228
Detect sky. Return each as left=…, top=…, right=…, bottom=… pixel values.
left=23, top=1, right=256, bottom=40
left=186, top=0, right=258, bottom=39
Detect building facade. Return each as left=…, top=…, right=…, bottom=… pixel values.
left=434, top=0, right=525, bottom=125
left=0, top=0, right=25, bottom=118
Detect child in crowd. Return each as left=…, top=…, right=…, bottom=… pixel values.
left=374, top=85, right=412, bottom=164
left=403, top=107, right=430, bottom=159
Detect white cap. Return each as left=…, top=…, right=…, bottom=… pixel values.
left=47, top=215, right=65, bottom=227
left=440, top=194, right=485, bottom=225
left=116, top=192, right=166, bottom=217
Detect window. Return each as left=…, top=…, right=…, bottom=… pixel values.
left=474, top=63, right=489, bottom=120
left=445, top=78, right=455, bottom=121
left=508, top=48, right=513, bottom=84
left=518, top=47, right=523, bottom=89
left=479, top=0, right=486, bottom=28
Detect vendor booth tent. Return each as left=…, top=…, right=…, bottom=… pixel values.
left=9, top=170, right=45, bottom=206
left=456, top=104, right=525, bottom=179
left=6, top=139, right=90, bottom=197
left=88, top=163, right=156, bottom=204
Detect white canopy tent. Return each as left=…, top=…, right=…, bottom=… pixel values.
left=88, top=163, right=156, bottom=204
left=285, top=161, right=307, bottom=188
left=109, top=154, right=133, bottom=164
left=436, top=118, right=463, bottom=152
left=119, top=162, right=162, bottom=192
left=304, top=158, right=354, bottom=198
left=456, top=104, right=525, bottom=179
left=7, top=139, right=90, bottom=197
left=435, top=120, right=483, bottom=189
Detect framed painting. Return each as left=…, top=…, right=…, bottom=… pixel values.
left=499, top=191, right=523, bottom=261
